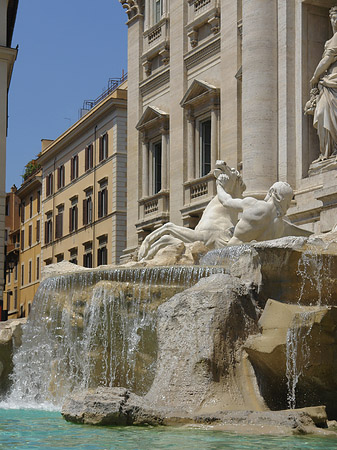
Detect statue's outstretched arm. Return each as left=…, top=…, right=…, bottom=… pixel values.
left=311, top=54, right=335, bottom=86
left=216, top=176, right=244, bottom=212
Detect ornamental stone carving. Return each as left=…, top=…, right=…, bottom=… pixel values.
left=119, top=0, right=144, bottom=20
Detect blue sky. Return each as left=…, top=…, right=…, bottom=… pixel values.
left=6, top=0, right=128, bottom=191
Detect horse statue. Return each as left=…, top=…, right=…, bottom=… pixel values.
left=138, top=161, right=246, bottom=261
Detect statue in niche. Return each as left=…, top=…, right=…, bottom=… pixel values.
left=216, top=176, right=312, bottom=246
left=138, top=162, right=311, bottom=261
left=305, top=6, right=337, bottom=160
left=138, top=161, right=245, bottom=261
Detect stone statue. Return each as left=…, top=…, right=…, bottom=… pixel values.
left=138, top=161, right=245, bottom=261
left=305, top=6, right=337, bottom=160
left=216, top=176, right=312, bottom=245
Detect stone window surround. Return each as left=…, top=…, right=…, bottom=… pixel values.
left=142, top=16, right=170, bottom=77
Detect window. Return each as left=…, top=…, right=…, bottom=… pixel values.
left=45, top=213, right=53, bottom=244
left=21, top=229, right=24, bottom=251
left=46, top=173, right=53, bottom=196
left=83, top=191, right=93, bottom=225
left=14, top=262, right=18, bottom=281
left=56, top=253, right=64, bottom=263
left=36, top=256, right=40, bottom=280
left=71, top=155, right=79, bottom=180
left=98, top=186, right=108, bottom=218
left=20, top=305, right=24, bottom=318
left=28, top=225, right=32, bottom=247
left=57, top=165, right=65, bottom=189
left=37, top=190, right=41, bottom=213
left=154, top=0, right=163, bottom=24
left=55, top=206, right=64, bottom=239
left=200, top=119, right=211, bottom=177
left=152, top=141, right=162, bottom=194
left=30, top=196, right=33, bottom=218
left=7, top=292, right=11, bottom=311
left=14, top=288, right=17, bottom=310
left=69, top=248, right=78, bottom=265
left=28, top=260, right=32, bottom=284
left=45, top=258, right=52, bottom=266
left=21, top=201, right=25, bottom=223
left=28, top=303, right=31, bottom=315
left=97, top=235, right=108, bottom=266
left=99, top=133, right=108, bottom=162
left=36, top=220, right=40, bottom=242
left=85, top=144, right=93, bottom=171
left=83, top=242, right=93, bottom=268
left=5, top=197, right=9, bottom=216
left=69, top=200, right=78, bottom=232
left=7, top=270, right=11, bottom=285
left=21, top=263, right=24, bottom=286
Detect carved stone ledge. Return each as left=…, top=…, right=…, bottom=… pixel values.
left=119, top=0, right=144, bottom=20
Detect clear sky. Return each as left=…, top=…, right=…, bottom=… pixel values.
left=6, top=0, right=128, bottom=191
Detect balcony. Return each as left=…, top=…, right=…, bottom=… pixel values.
left=137, top=191, right=170, bottom=234
left=181, top=174, right=216, bottom=227
left=186, top=0, right=220, bottom=49
left=142, top=17, right=170, bottom=70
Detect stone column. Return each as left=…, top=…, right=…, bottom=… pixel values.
left=161, top=128, right=168, bottom=190
left=187, top=110, right=195, bottom=180
left=242, top=0, right=278, bottom=197
left=142, top=138, right=149, bottom=197
left=211, top=100, right=218, bottom=168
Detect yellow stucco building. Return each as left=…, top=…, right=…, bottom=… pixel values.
left=39, top=82, right=127, bottom=268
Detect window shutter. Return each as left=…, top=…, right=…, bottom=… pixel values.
left=21, top=230, right=24, bottom=250
left=99, top=137, right=103, bottom=161
left=50, top=174, right=53, bottom=195
left=83, top=199, right=87, bottom=225
left=105, top=134, right=108, bottom=159
left=36, top=220, right=40, bottom=242
left=85, top=147, right=88, bottom=171
left=71, top=159, right=74, bottom=180
left=75, top=156, right=78, bottom=178
left=57, top=167, right=61, bottom=189
left=97, top=248, right=101, bottom=266
left=75, top=206, right=78, bottom=231
left=98, top=191, right=102, bottom=218
left=69, top=207, right=72, bottom=232
left=104, top=189, right=108, bottom=216
left=46, top=177, right=50, bottom=197
left=90, top=145, right=93, bottom=168
left=20, top=204, right=24, bottom=223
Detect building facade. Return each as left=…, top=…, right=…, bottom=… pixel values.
left=39, top=85, right=127, bottom=269
left=120, top=0, right=337, bottom=258
left=0, top=0, right=18, bottom=304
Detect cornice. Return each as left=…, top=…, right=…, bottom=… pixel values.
left=119, top=0, right=144, bottom=21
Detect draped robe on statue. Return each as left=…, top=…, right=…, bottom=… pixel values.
left=314, top=33, right=337, bottom=158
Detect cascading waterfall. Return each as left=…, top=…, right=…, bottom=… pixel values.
left=285, top=311, right=314, bottom=410
left=2, top=266, right=225, bottom=410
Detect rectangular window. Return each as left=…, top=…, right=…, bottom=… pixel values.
left=7, top=292, right=11, bottom=311
left=21, top=264, right=24, bottom=286
left=36, top=256, right=40, bottom=280
left=85, top=144, right=93, bottom=171
left=28, top=260, right=32, bottom=284
left=46, top=173, right=53, bottom=196
left=99, top=133, right=108, bottom=162
left=21, top=201, right=25, bottom=223
left=98, top=187, right=108, bottom=218
left=5, top=197, right=9, bottom=216
left=71, top=155, right=79, bottom=180
left=57, top=164, right=65, bottom=189
left=7, top=270, right=11, bottom=285
left=30, top=196, right=33, bottom=218
left=152, top=141, right=162, bottom=194
left=83, top=194, right=93, bottom=225
left=97, top=236, right=108, bottom=266
left=14, top=288, right=17, bottom=310
left=69, top=248, right=78, bottom=265
left=69, top=204, right=78, bottom=232
left=28, top=225, right=32, bottom=247
left=36, top=220, right=40, bottom=242
left=37, top=190, right=41, bottom=213
left=14, top=262, right=18, bottom=281
left=200, top=119, right=211, bottom=177
left=56, top=253, right=64, bottom=263
left=55, top=207, right=63, bottom=239
left=21, top=229, right=24, bottom=251
left=45, top=215, right=53, bottom=244
left=154, top=0, right=163, bottom=24
left=83, top=243, right=93, bottom=268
